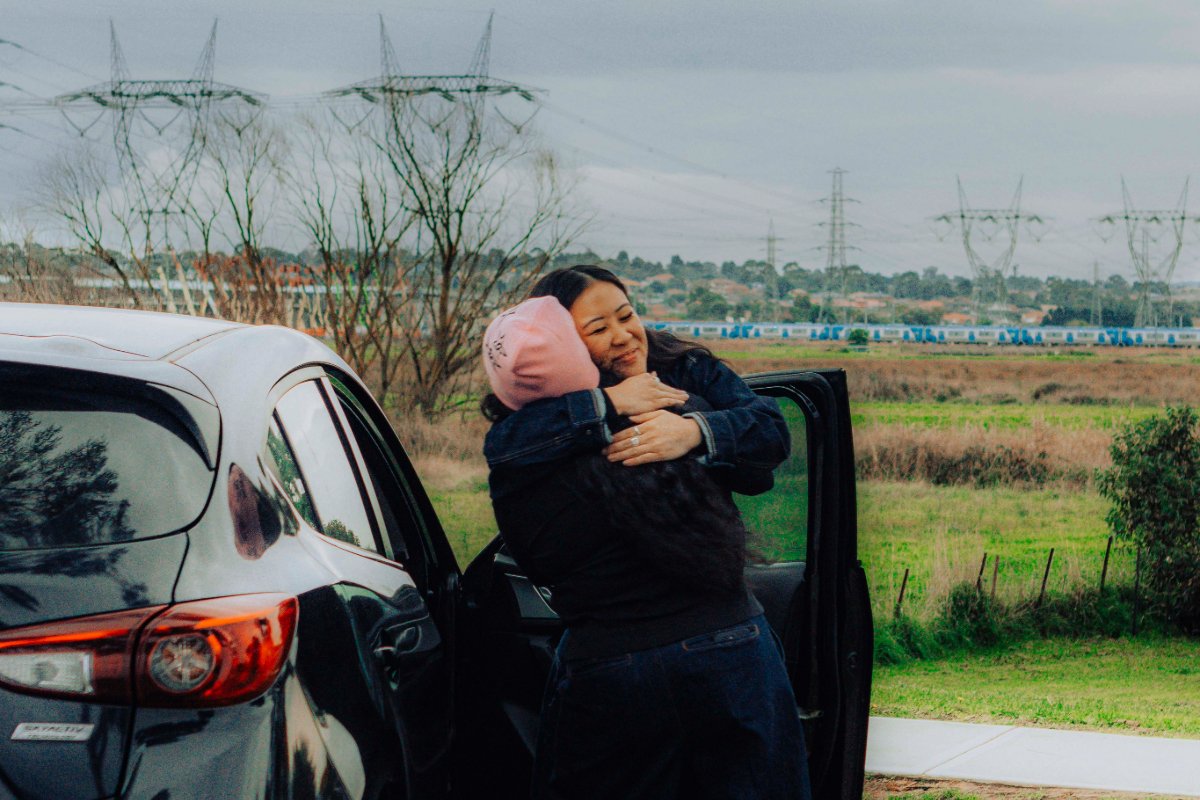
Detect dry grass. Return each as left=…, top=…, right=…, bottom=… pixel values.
left=390, top=411, right=490, bottom=491
left=718, top=343, right=1200, bottom=406
left=864, top=775, right=1192, bottom=799
left=856, top=423, right=1112, bottom=487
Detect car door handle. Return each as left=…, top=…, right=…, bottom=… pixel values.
left=373, top=626, right=421, bottom=663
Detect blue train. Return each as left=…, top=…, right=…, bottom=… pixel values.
left=645, top=321, right=1200, bottom=347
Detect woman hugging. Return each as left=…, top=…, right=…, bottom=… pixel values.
left=480, top=265, right=811, bottom=800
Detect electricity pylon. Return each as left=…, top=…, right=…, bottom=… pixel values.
left=54, top=21, right=266, bottom=251
left=765, top=218, right=781, bottom=321
left=323, top=14, right=538, bottom=129
left=934, top=177, right=1045, bottom=324
left=817, top=167, right=858, bottom=323
left=1096, top=179, right=1194, bottom=328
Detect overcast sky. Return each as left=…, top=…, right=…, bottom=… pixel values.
left=5, top=0, right=1200, bottom=281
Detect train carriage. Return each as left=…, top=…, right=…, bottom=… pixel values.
left=644, top=319, right=1200, bottom=349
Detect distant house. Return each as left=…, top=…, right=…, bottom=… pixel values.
left=847, top=293, right=888, bottom=310
left=1021, top=310, right=1047, bottom=325
left=941, top=312, right=972, bottom=325
left=707, top=278, right=758, bottom=304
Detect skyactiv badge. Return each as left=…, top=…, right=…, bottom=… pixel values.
left=11, top=723, right=95, bottom=742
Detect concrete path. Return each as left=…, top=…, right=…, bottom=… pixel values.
left=866, top=716, right=1200, bottom=797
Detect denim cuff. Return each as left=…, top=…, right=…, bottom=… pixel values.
left=567, top=388, right=613, bottom=444
left=682, top=411, right=719, bottom=465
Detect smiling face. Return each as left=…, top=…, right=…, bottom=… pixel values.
left=569, top=280, right=649, bottom=379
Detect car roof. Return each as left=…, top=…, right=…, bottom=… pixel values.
left=0, top=302, right=243, bottom=359
left=0, top=302, right=356, bottom=407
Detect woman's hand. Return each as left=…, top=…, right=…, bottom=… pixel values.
left=603, top=372, right=688, bottom=416
left=604, top=410, right=703, bottom=466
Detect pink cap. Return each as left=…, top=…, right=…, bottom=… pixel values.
left=482, top=296, right=600, bottom=410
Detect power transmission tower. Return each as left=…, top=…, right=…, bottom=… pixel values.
left=324, top=14, right=538, bottom=126
left=817, top=167, right=858, bottom=323
left=1091, top=261, right=1103, bottom=327
left=934, top=177, right=1045, bottom=324
left=766, top=217, right=777, bottom=272
left=765, top=218, right=780, bottom=321
left=1096, top=179, right=1194, bottom=328
left=54, top=21, right=266, bottom=251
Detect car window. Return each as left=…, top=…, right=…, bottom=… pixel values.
left=273, top=381, right=379, bottom=553
left=733, top=395, right=809, bottom=562
left=0, top=385, right=216, bottom=551
left=336, top=403, right=409, bottom=560
left=262, top=417, right=319, bottom=531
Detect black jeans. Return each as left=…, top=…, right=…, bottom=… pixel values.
left=532, top=615, right=811, bottom=800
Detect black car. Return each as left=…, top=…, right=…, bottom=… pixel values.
left=0, top=302, right=871, bottom=800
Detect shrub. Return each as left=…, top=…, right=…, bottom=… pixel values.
left=1096, top=407, right=1200, bottom=632
left=857, top=437, right=1052, bottom=488
left=847, top=328, right=870, bottom=347
left=875, top=583, right=1156, bottom=665
left=1031, top=381, right=1064, bottom=401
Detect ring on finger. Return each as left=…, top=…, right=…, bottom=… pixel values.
left=633, top=426, right=642, bottom=435
left=630, top=436, right=640, bottom=447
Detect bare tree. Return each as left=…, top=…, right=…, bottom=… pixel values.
left=39, top=146, right=159, bottom=308
left=186, top=110, right=292, bottom=325
left=289, top=112, right=416, bottom=399
left=373, top=92, right=585, bottom=415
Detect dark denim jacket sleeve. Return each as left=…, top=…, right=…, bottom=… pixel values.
left=483, top=353, right=791, bottom=484
left=668, top=353, right=791, bottom=473
left=483, top=388, right=611, bottom=467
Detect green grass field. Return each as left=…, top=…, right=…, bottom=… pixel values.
left=850, top=401, right=1157, bottom=431
left=858, top=482, right=1128, bottom=617
left=872, top=635, right=1200, bottom=737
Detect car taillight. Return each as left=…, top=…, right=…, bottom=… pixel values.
left=0, top=606, right=165, bottom=702
left=0, top=594, right=297, bottom=708
left=136, top=594, right=298, bottom=707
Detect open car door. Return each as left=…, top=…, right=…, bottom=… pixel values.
left=458, top=367, right=870, bottom=800
left=739, top=368, right=872, bottom=800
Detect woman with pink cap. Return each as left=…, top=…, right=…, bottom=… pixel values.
left=481, top=271, right=809, bottom=800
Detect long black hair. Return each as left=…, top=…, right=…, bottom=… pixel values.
left=574, top=452, right=750, bottom=595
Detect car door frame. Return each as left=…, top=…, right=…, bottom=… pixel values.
left=743, top=367, right=872, bottom=800
left=269, top=366, right=462, bottom=797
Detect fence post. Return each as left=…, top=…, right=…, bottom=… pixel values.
left=1036, top=547, right=1055, bottom=608
left=990, top=555, right=1000, bottom=601
left=1099, top=536, right=1113, bottom=594
left=976, top=552, right=988, bottom=592
left=894, top=568, right=909, bottom=619
left=1132, top=545, right=1142, bottom=636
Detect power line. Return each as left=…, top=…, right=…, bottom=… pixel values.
left=537, top=98, right=812, bottom=209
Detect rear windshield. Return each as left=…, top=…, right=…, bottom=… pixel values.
left=0, top=386, right=216, bottom=550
